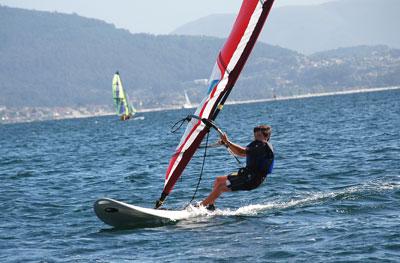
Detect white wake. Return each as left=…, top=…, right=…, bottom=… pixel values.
left=185, top=180, right=400, bottom=217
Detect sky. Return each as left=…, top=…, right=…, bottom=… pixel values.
left=0, top=0, right=335, bottom=34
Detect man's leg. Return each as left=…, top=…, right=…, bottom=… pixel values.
left=201, top=176, right=230, bottom=206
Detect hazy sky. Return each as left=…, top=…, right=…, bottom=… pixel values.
left=0, top=0, right=335, bottom=34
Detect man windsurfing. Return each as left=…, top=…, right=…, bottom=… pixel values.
left=200, top=125, right=274, bottom=210
left=154, top=0, right=277, bottom=210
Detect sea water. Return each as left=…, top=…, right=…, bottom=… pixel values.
left=0, top=89, right=399, bottom=262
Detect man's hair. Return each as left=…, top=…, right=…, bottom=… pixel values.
left=255, top=125, right=272, bottom=141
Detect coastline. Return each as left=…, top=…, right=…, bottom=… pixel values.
left=137, top=86, right=400, bottom=112
left=225, top=86, right=400, bottom=106
left=1, top=86, right=399, bottom=125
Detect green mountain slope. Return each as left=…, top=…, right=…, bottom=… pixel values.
left=0, top=5, right=399, bottom=111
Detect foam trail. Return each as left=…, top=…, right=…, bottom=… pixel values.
left=187, top=180, right=400, bottom=217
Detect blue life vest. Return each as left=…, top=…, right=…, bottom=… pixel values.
left=246, top=140, right=274, bottom=177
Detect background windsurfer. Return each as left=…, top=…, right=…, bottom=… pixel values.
left=200, top=125, right=274, bottom=210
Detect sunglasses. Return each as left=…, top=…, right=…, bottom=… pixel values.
left=253, top=127, right=268, bottom=133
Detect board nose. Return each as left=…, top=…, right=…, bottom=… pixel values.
left=104, top=207, right=119, bottom=213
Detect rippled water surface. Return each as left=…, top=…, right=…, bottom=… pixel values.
left=1, top=90, right=399, bottom=262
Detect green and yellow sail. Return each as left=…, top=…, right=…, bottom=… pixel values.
left=112, top=71, right=136, bottom=120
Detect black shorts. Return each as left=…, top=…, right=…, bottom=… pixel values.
left=227, top=168, right=265, bottom=191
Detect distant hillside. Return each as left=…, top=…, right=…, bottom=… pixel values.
left=0, top=5, right=400, bottom=111
left=172, top=0, right=400, bottom=54
left=0, top=6, right=222, bottom=108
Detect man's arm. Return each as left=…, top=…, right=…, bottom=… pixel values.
left=220, top=133, right=246, bottom=157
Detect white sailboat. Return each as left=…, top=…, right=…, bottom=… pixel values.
left=182, top=90, right=194, bottom=109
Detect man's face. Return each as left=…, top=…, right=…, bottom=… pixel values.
left=254, top=130, right=265, bottom=141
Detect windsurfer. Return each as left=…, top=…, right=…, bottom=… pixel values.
left=120, top=115, right=130, bottom=121
left=200, top=125, right=274, bottom=210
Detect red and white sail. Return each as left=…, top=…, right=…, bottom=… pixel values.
left=158, top=0, right=275, bottom=205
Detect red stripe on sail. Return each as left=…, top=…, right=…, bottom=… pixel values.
left=219, top=0, right=259, bottom=70
left=209, top=0, right=275, bottom=121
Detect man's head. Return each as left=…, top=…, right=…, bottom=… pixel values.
left=253, top=125, right=272, bottom=142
